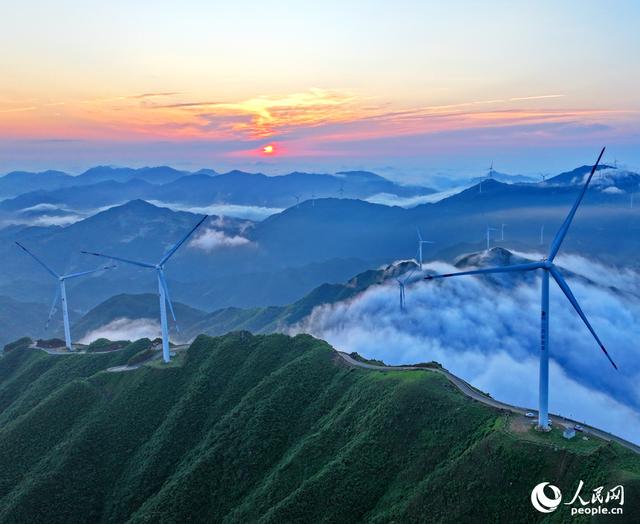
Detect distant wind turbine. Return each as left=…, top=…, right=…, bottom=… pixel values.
left=82, top=215, right=208, bottom=363
left=395, top=248, right=421, bottom=312
left=486, top=226, right=498, bottom=250
left=416, top=228, right=435, bottom=270
left=501, top=223, right=507, bottom=241
left=425, top=148, right=617, bottom=431
left=15, top=242, right=115, bottom=351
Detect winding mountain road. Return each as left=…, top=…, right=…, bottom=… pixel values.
left=337, top=351, right=640, bottom=455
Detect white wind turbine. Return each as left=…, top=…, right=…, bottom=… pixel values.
left=395, top=248, right=421, bottom=312
left=486, top=226, right=498, bottom=250
left=425, top=148, right=617, bottom=431
left=416, top=228, right=435, bottom=270
left=82, top=215, right=208, bottom=363
left=15, top=242, right=115, bottom=351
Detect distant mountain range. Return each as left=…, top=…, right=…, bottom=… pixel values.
left=67, top=246, right=611, bottom=347
left=469, top=170, right=539, bottom=185
left=0, top=167, right=436, bottom=220
left=0, top=295, right=68, bottom=348
left=70, top=259, right=420, bottom=343
left=2, top=175, right=639, bottom=320
left=2, top=160, right=639, bottom=326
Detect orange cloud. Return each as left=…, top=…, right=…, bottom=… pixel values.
left=0, top=88, right=635, bottom=150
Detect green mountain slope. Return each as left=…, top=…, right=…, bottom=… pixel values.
left=184, top=260, right=418, bottom=338
left=72, top=293, right=208, bottom=340
left=66, top=260, right=415, bottom=343
left=0, top=334, right=638, bottom=523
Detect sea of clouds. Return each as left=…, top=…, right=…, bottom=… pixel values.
left=292, top=252, right=640, bottom=444
left=79, top=318, right=161, bottom=344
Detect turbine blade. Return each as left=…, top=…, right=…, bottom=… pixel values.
left=159, top=215, right=208, bottom=266
left=548, top=147, right=605, bottom=261
left=416, top=228, right=422, bottom=241
left=81, top=251, right=154, bottom=268
left=62, top=265, right=116, bottom=280
left=15, top=242, right=59, bottom=278
left=550, top=266, right=617, bottom=369
left=45, top=285, right=61, bottom=329
left=424, top=261, right=543, bottom=281
left=158, top=270, right=179, bottom=331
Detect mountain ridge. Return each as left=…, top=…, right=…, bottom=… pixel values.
left=0, top=332, right=637, bottom=522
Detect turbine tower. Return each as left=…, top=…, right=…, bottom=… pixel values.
left=396, top=278, right=407, bottom=312
left=15, top=242, right=115, bottom=351
left=486, top=226, right=498, bottom=250
left=416, top=228, right=435, bottom=270
left=425, top=148, right=617, bottom=431
left=83, top=215, right=208, bottom=363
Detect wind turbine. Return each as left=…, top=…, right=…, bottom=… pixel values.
left=395, top=248, right=420, bottom=312
left=416, top=228, right=435, bottom=270
left=425, top=148, right=616, bottom=431
left=486, top=226, right=498, bottom=250
left=501, top=223, right=507, bottom=241
left=15, top=242, right=115, bottom=351
left=82, top=215, right=208, bottom=363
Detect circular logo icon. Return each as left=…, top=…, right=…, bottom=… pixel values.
left=531, top=482, right=562, bottom=513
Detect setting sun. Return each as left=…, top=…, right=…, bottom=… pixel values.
left=262, top=144, right=274, bottom=154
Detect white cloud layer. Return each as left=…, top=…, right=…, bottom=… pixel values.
left=364, top=187, right=468, bottom=207
left=79, top=317, right=161, bottom=344
left=147, top=200, right=282, bottom=221
left=292, top=255, right=640, bottom=444
left=188, top=228, right=252, bottom=251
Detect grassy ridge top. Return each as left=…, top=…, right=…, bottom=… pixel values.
left=0, top=333, right=638, bottom=523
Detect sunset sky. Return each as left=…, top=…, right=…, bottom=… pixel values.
left=1, top=1, right=639, bottom=178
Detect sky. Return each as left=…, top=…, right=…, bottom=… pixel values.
left=1, top=1, right=639, bottom=180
